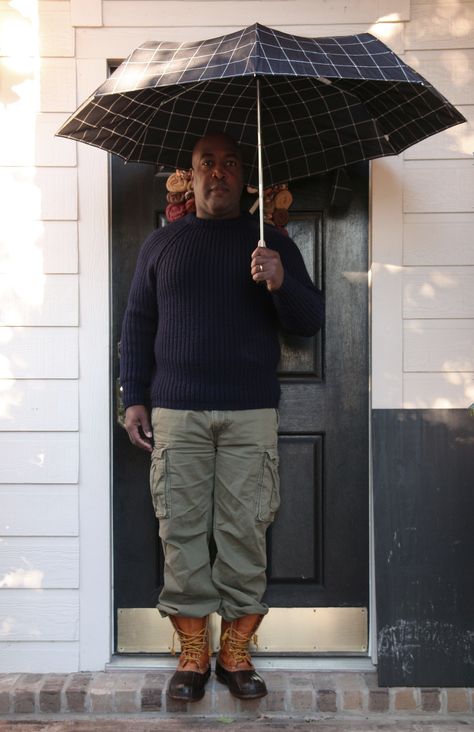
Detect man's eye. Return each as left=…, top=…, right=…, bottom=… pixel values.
left=202, top=160, right=213, bottom=167
left=226, top=160, right=237, bottom=167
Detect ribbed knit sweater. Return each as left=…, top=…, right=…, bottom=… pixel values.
left=120, top=212, right=324, bottom=410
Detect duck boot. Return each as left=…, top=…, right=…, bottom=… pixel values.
left=215, top=614, right=267, bottom=699
left=167, top=615, right=211, bottom=702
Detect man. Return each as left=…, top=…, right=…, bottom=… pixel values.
left=120, top=132, right=324, bottom=702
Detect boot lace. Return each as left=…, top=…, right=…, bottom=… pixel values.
left=221, top=627, right=259, bottom=665
left=171, top=626, right=211, bottom=664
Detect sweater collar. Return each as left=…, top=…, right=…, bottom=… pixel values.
left=186, top=212, right=252, bottom=229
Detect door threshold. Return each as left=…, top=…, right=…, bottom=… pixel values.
left=106, top=655, right=376, bottom=672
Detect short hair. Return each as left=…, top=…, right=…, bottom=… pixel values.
left=191, top=132, right=242, bottom=166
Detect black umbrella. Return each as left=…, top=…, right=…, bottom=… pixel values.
left=57, top=22, right=465, bottom=244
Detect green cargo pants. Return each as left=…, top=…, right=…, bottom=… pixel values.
left=150, top=407, right=280, bottom=620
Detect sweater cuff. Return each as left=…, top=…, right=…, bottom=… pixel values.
left=121, top=383, right=149, bottom=410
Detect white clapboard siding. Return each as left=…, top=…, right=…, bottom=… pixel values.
left=0, top=433, right=79, bottom=483
left=0, top=537, right=79, bottom=588
left=38, top=221, right=78, bottom=273
left=71, top=0, right=102, bottom=27
left=405, top=50, right=474, bottom=106
left=371, top=156, right=404, bottom=409
left=404, top=319, right=474, bottom=371
left=0, top=114, right=77, bottom=168
left=0, top=274, right=78, bottom=326
left=404, top=213, right=474, bottom=265
left=0, top=168, right=77, bottom=220
left=0, top=485, right=78, bottom=536
left=406, top=1, right=474, bottom=49
left=0, top=589, right=79, bottom=640
left=404, top=105, right=473, bottom=159
left=403, top=266, right=474, bottom=318
left=35, top=114, right=77, bottom=167
left=39, top=1, right=75, bottom=57
left=102, top=0, right=410, bottom=27
left=40, top=58, right=76, bottom=113
left=0, top=641, right=79, bottom=673
left=76, top=22, right=404, bottom=58
left=0, top=220, right=78, bottom=274
left=0, top=380, right=78, bottom=431
left=0, top=327, right=78, bottom=379
left=403, top=160, right=474, bottom=213
left=404, top=372, right=474, bottom=408
left=37, top=168, right=78, bottom=220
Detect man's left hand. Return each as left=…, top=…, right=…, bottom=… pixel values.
left=251, top=245, right=284, bottom=291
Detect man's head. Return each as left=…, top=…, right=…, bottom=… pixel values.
left=191, top=133, right=244, bottom=220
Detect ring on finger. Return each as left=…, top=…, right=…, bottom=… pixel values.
left=259, top=264, right=264, bottom=272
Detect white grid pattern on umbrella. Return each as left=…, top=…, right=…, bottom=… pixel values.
left=57, top=23, right=466, bottom=186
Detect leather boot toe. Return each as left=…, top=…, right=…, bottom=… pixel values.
left=168, top=666, right=211, bottom=702
left=215, top=658, right=267, bottom=699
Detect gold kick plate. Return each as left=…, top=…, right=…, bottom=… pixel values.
left=117, top=607, right=368, bottom=654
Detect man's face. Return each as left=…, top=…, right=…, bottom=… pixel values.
left=191, top=134, right=244, bottom=220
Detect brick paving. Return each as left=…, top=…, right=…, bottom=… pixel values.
left=0, top=717, right=474, bottom=731
left=0, top=671, right=473, bottom=722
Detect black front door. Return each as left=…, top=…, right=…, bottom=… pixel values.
left=111, top=159, right=369, bottom=653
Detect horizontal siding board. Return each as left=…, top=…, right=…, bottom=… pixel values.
left=0, top=537, right=79, bottom=588
left=406, top=1, right=474, bottom=49
left=38, top=221, right=79, bottom=273
left=40, top=58, right=76, bottom=113
left=403, top=266, right=474, bottom=318
left=0, top=589, right=79, bottom=640
left=404, top=105, right=473, bottom=160
left=404, top=213, right=474, bottom=265
left=405, top=49, right=474, bottom=105
left=403, top=372, right=474, bottom=408
left=102, top=0, right=409, bottom=26
left=0, top=485, right=78, bottom=536
left=37, top=168, right=78, bottom=220
left=39, top=1, right=75, bottom=57
left=0, top=168, right=77, bottom=221
left=0, top=641, right=79, bottom=672
left=0, top=433, right=79, bottom=483
left=76, top=22, right=404, bottom=58
left=0, top=380, right=78, bottom=431
left=35, top=114, right=77, bottom=167
left=0, top=274, right=78, bottom=326
left=403, top=160, right=474, bottom=213
left=70, top=0, right=102, bottom=27
left=404, top=319, right=474, bottom=371
left=0, top=327, right=78, bottom=378
left=0, top=114, right=77, bottom=167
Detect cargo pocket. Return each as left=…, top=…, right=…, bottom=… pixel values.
left=256, top=448, right=280, bottom=523
left=149, top=446, right=170, bottom=519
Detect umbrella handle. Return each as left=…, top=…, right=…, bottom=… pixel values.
left=256, top=76, right=266, bottom=248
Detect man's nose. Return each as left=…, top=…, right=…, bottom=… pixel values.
left=211, top=165, right=225, bottom=179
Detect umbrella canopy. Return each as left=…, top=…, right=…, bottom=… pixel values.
left=57, top=23, right=465, bottom=189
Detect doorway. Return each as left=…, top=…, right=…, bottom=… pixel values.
left=111, top=160, right=369, bottom=655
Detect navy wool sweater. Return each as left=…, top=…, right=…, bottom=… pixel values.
left=120, top=213, right=324, bottom=411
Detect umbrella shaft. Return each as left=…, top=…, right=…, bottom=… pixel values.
left=256, top=77, right=266, bottom=248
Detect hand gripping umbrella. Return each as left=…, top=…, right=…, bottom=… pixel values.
left=57, top=23, right=466, bottom=246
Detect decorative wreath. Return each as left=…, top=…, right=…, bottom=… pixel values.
left=164, top=170, right=293, bottom=234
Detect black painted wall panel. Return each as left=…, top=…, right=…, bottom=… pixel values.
left=373, top=409, right=474, bottom=687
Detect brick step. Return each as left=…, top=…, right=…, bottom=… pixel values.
left=0, top=672, right=473, bottom=717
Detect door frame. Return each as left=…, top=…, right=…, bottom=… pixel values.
left=76, top=64, right=403, bottom=673
left=106, top=163, right=375, bottom=665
